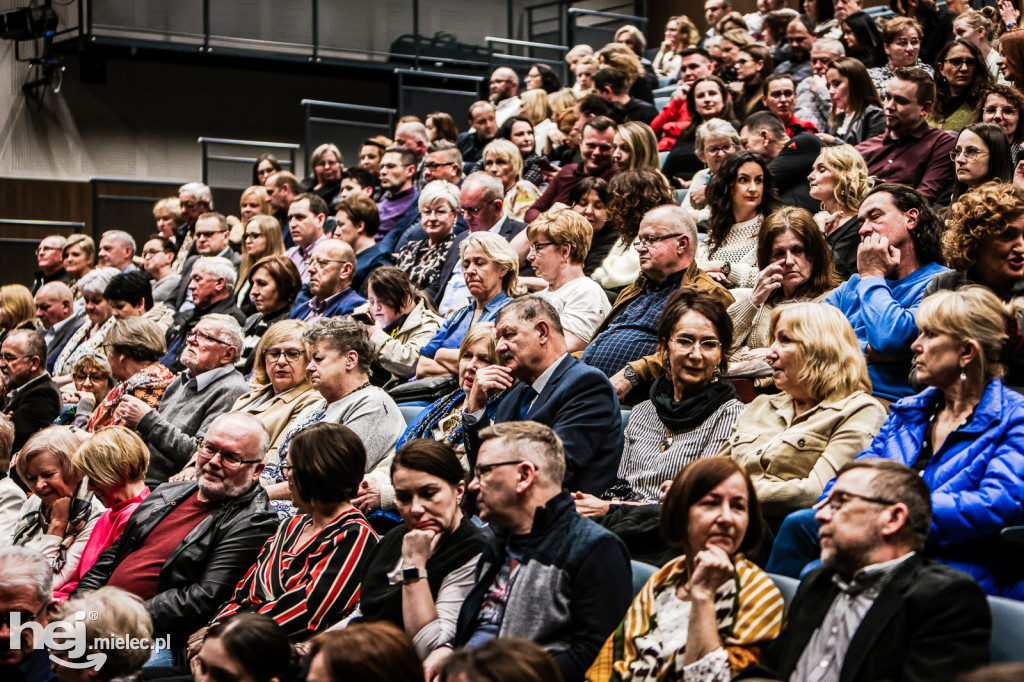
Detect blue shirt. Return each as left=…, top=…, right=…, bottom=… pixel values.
left=826, top=261, right=948, bottom=401
left=581, top=269, right=688, bottom=377
left=420, top=292, right=511, bottom=359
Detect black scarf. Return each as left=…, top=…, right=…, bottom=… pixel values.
left=357, top=514, right=485, bottom=626
left=649, top=375, right=738, bottom=432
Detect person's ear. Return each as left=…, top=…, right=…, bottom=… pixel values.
left=535, top=319, right=551, bottom=344
left=340, top=262, right=355, bottom=283
left=904, top=207, right=920, bottom=232
left=880, top=502, right=910, bottom=540
left=346, top=349, right=359, bottom=370
left=961, top=339, right=981, bottom=369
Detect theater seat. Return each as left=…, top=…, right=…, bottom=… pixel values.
left=400, top=404, right=427, bottom=425
left=768, top=572, right=800, bottom=613
left=631, top=560, right=658, bottom=597
left=989, top=595, right=1024, bottom=662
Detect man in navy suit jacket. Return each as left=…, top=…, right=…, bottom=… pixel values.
left=291, top=239, right=365, bottom=321
left=462, top=296, right=622, bottom=495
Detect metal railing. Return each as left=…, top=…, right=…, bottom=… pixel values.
left=0, top=220, right=86, bottom=288
left=198, top=138, right=300, bottom=188
left=486, top=36, right=569, bottom=86
left=301, top=101, right=397, bottom=172
left=395, top=69, right=485, bottom=123
left=568, top=8, right=647, bottom=50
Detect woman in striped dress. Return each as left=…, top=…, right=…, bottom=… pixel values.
left=211, top=423, right=378, bottom=641
left=586, top=458, right=784, bottom=682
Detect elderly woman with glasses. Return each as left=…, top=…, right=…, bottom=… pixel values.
left=680, top=119, right=741, bottom=225
left=396, top=181, right=461, bottom=291
left=56, top=352, right=115, bottom=429
left=867, top=17, right=933, bottom=95
left=768, top=287, right=1024, bottom=599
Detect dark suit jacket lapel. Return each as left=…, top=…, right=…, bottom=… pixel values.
left=840, top=555, right=922, bottom=682
left=777, top=570, right=842, bottom=676
left=527, top=355, right=575, bottom=418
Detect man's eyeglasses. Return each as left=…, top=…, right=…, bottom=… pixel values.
left=672, top=336, right=722, bottom=353
left=35, top=245, right=60, bottom=255
left=195, top=230, right=228, bottom=238
left=310, top=256, right=346, bottom=269
left=705, top=143, right=736, bottom=155
left=142, top=249, right=165, bottom=257
left=186, top=330, right=230, bottom=345
left=265, top=348, right=305, bottom=364
left=633, top=233, right=686, bottom=250
left=460, top=204, right=487, bottom=216
left=821, top=490, right=896, bottom=513
left=424, top=162, right=457, bottom=171
left=473, top=460, right=526, bottom=478
left=196, top=440, right=261, bottom=467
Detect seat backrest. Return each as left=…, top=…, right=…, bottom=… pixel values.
left=768, top=572, right=801, bottom=613
left=631, top=560, right=659, bottom=598
left=988, top=595, right=1024, bottom=662
left=399, top=404, right=427, bottom=426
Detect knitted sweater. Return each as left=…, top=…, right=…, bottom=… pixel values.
left=696, top=216, right=762, bottom=288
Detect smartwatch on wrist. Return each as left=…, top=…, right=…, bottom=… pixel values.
left=402, top=566, right=428, bottom=584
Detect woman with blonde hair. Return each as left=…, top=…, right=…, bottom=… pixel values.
left=652, top=15, right=699, bottom=82
left=611, top=121, right=660, bottom=172
left=807, top=144, right=873, bottom=278
left=12, top=426, right=105, bottom=585
left=0, top=284, right=37, bottom=347
left=239, top=185, right=273, bottom=225
left=62, top=234, right=96, bottom=305
left=481, top=139, right=540, bottom=222
left=597, top=42, right=654, bottom=104
left=520, top=89, right=558, bottom=157
left=720, top=302, right=886, bottom=521
left=55, top=426, right=150, bottom=598
left=237, top=214, right=286, bottom=316
left=152, top=197, right=184, bottom=242
left=955, top=9, right=1001, bottom=80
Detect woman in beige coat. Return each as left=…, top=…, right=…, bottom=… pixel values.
left=718, top=302, right=886, bottom=523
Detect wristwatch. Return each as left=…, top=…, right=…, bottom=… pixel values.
left=402, top=566, right=428, bottom=584
left=721, top=262, right=732, bottom=278
left=623, top=364, right=639, bottom=388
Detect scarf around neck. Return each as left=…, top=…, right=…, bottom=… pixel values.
left=649, top=374, right=738, bottom=432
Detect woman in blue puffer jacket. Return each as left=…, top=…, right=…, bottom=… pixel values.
left=768, top=286, right=1024, bottom=599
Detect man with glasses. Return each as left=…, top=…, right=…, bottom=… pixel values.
left=751, top=459, right=989, bottom=682
left=796, top=37, right=845, bottom=133
left=422, top=421, right=632, bottom=682
left=174, top=212, right=241, bottom=310
left=856, top=67, right=956, bottom=202
left=741, top=110, right=823, bottom=212
left=119, top=314, right=249, bottom=483
left=30, top=234, right=69, bottom=294
left=422, top=140, right=464, bottom=186
left=579, top=206, right=732, bottom=400
left=0, top=329, right=61, bottom=454
left=487, top=67, right=522, bottom=128
left=74, top=413, right=277, bottom=664
left=290, top=239, right=364, bottom=321
left=164, top=256, right=246, bottom=372
left=0, top=547, right=57, bottom=682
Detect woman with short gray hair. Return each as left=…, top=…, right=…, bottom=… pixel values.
left=396, top=181, right=461, bottom=290
left=53, top=266, right=121, bottom=382
left=680, top=118, right=742, bottom=225
left=259, top=318, right=407, bottom=519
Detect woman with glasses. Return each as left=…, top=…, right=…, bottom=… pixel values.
left=573, top=290, right=745, bottom=517
left=396, top=181, right=461, bottom=291
left=867, top=17, right=932, bottom=95
left=928, top=39, right=992, bottom=133
left=56, top=353, right=115, bottom=429
left=86, top=317, right=173, bottom=431
left=950, top=123, right=1014, bottom=204
left=53, top=267, right=120, bottom=385
left=680, top=119, right=741, bottom=226
left=236, top=215, right=285, bottom=317
left=362, top=267, right=443, bottom=386
left=976, top=84, right=1024, bottom=168
left=818, top=57, right=884, bottom=146
left=721, top=303, right=885, bottom=525
left=731, top=45, right=773, bottom=123
left=770, top=287, right=1024, bottom=599
left=239, top=255, right=303, bottom=377
left=141, top=236, right=181, bottom=306
left=212, top=422, right=378, bottom=641
left=301, top=143, right=344, bottom=207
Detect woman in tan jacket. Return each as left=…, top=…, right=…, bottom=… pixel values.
left=719, top=302, right=886, bottom=523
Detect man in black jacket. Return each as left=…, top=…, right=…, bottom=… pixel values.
left=74, top=412, right=278, bottom=661
left=749, top=459, right=991, bottom=682
left=0, top=330, right=61, bottom=454
left=741, top=111, right=823, bottom=212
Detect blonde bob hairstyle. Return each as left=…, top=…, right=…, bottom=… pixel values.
left=458, top=231, right=525, bottom=298
left=459, top=321, right=498, bottom=362
left=916, top=287, right=1012, bottom=382
left=56, top=587, right=153, bottom=680
left=520, top=89, right=552, bottom=126
left=615, top=121, right=660, bottom=172
left=526, top=208, right=594, bottom=266
left=310, top=143, right=343, bottom=172
left=252, top=319, right=309, bottom=386
left=596, top=43, right=643, bottom=89
left=15, top=425, right=83, bottom=487
left=816, top=145, right=873, bottom=215
left=481, top=139, right=524, bottom=182
left=769, top=302, right=871, bottom=402
left=237, top=214, right=286, bottom=294
left=73, top=426, right=148, bottom=487
left=239, top=185, right=273, bottom=217
left=0, top=284, right=36, bottom=330
left=152, top=197, right=183, bottom=225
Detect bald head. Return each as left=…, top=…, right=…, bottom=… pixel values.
left=489, top=67, right=519, bottom=102
left=395, top=122, right=430, bottom=159
left=309, top=239, right=356, bottom=299
left=35, top=282, right=75, bottom=328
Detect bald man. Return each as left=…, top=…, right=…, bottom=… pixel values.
left=290, top=239, right=366, bottom=321
left=34, top=282, right=84, bottom=373
left=488, top=67, right=522, bottom=127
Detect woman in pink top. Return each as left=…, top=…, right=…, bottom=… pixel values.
left=54, top=426, right=150, bottom=600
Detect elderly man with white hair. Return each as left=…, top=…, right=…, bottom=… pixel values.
left=118, top=313, right=249, bottom=484
left=796, top=37, right=846, bottom=132
left=98, top=230, right=138, bottom=273
left=162, top=256, right=246, bottom=372
left=0, top=546, right=56, bottom=682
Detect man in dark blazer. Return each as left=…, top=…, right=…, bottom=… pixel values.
left=0, top=330, right=62, bottom=454
left=425, top=172, right=527, bottom=310
left=462, top=296, right=622, bottom=495
left=34, top=282, right=84, bottom=374
left=749, top=459, right=991, bottom=682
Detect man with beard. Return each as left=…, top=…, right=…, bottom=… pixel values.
left=74, top=412, right=277, bottom=665
left=0, top=547, right=58, bottom=681
left=487, top=67, right=522, bottom=127
left=0, top=330, right=61, bottom=455
left=749, top=460, right=990, bottom=682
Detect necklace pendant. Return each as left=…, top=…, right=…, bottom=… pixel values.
left=659, top=436, right=673, bottom=452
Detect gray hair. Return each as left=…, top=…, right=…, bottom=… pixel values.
left=180, top=182, right=214, bottom=209
left=193, top=256, right=238, bottom=290
left=56, top=588, right=153, bottom=679
left=209, top=412, right=270, bottom=461
left=199, top=313, right=244, bottom=356
left=696, top=118, right=742, bottom=155
left=462, top=171, right=505, bottom=203
left=816, top=37, right=846, bottom=58
left=427, top=140, right=464, bottom=171
left=0, top=546, right=53, bottom=605
left=397, top=121, right=430, bottom=145
left=642, top=205, right=698, bottom=253
left=303, top=317, right=374, bottom=375
left=78, top=266, right=121, bottom=297
left=8, top=329, right=47, bottom=366
left=101, top=230, right=136, bottom=256
left=478, top=421, right=566, bottom=488
left=418, top=180, right=463, bottom=212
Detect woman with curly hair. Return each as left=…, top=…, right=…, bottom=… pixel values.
left=807, top=144, right=874, bottom=278
left=652, top=15, right=699, bottom=82
left=663, top=76, right=739, bottom=186
left=950, top=122, right=1014, bottom=204
left=590, top=169, right=674, bottom=293
left=698, top=150, right=778, bottom=289
left=976, top=84, right=1024, bottom=167
left=928, top=39, right=993, bottom=133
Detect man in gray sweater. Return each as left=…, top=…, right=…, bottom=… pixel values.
left=117, top=313, right=249, bottom=484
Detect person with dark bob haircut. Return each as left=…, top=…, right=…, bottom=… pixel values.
left=306, top=622, right=423, bottom=682
left=362, top=267, right=443, bottom=385
left=213, top=422, right=377, bottom=640
left=103, top=271, right=155, bottom=319
left=426, top=112, right=460, bottom=143
left=332, top=439, right=485, bottom=657
left=950, top=122, right=1014, bottom=204
left=567, top=176, right=618, bottom=277
left=588, top=458, right=783, bottom=681
left=928, top=39, right=992, bottom=134
left=440, top=637, right=565, bottom=682
left=193, top=612, right=298, bottom=682
left=239, top=255, right=303, bottom=376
